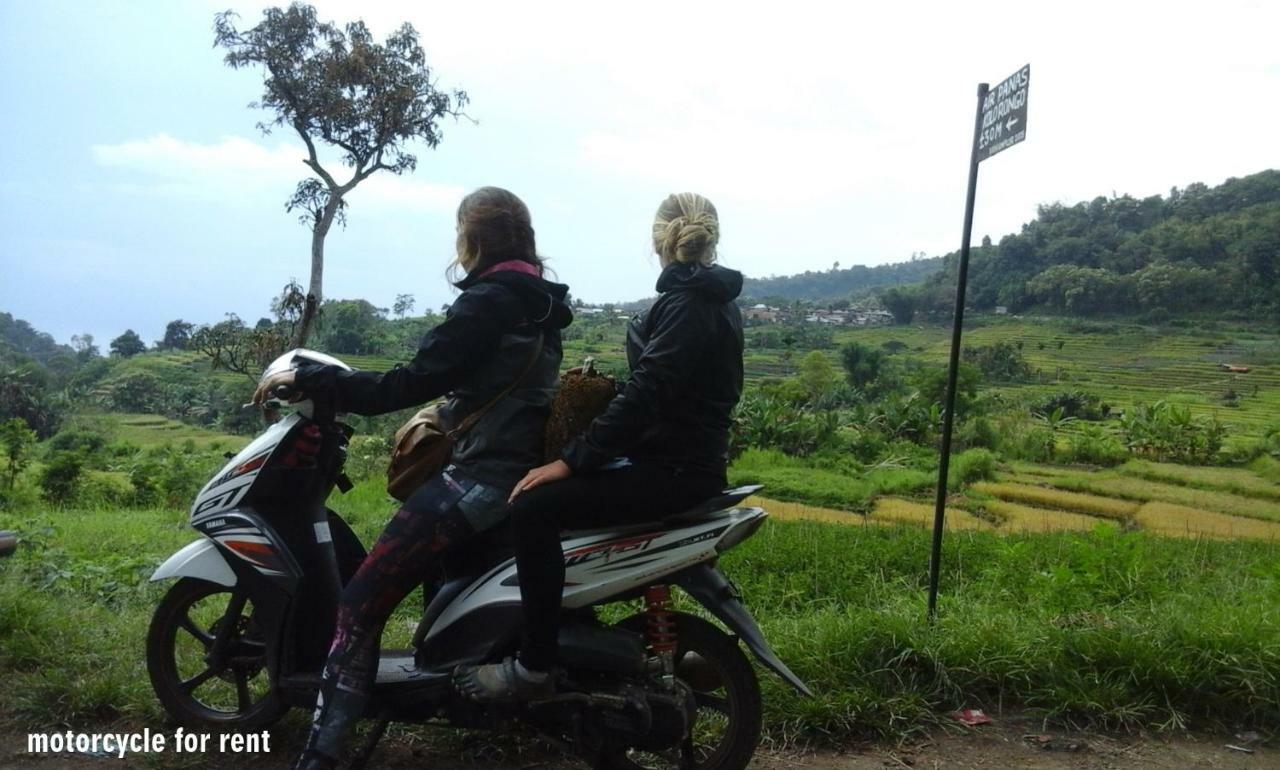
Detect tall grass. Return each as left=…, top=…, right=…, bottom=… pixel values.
left=3, top=503, right=1278, bottom=742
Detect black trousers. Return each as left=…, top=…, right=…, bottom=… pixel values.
left=304, top=472, right=479, bottom=761
left=509, top=462, right=724, bottom=671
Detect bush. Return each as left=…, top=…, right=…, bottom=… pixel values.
left=732, top=394, right=840, bottom=458
left=1120, top=401, right=1225, bottom=464
left=1033, top=390, right=1110, bottom=421
left=857, top=393, right=940, bottom=445
left=39, top=450, right=86, bottom=503
left=949, top=448, right=997, bottom=489
left=129, top=442, right=223, bottom=508
left=1001, top=423, right=1054, bottom=462
left=346, top=434, right=392, bottom=481
left=104, top=371, right=166, bottom=412
left=1066, top=425, right=1128, bottom=466
left=956, top=416, right=1000, bottom=450
left=75, top=471, right=136, bottom=508
left=909, top=363, right=982, bottom=415
left=962, top=341, right=1033, bottom=382
left=46, top=429, right=109, bottom=469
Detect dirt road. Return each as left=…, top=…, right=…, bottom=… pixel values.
left=3, top=717, right=1273, bottom=770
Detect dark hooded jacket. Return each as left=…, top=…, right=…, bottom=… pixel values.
left=296, top=266, right=573, bottom=489
left=561, top=261, right=744, bottom=481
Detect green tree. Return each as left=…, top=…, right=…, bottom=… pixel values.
left=393, top=293, right=416, bottom=318
left=109, top=329, right=146, bottom=358
left=214, top=3, right=470, bottom=346
left=839, top=341, right=884, bottom=391
left=1033, top=406, right=1078, bottom=460
left=879, top=286, right=918, bottom=324
left=158, top=320, right=194, bottom=350
left=0, top=418, right=36, bottom=489
left=0, top=366, right=61, bottom=438
left=70, top=333, right=99, bottom=361
left=963, top=342, right=1032, bottom=382
left=318, top=299, right=387, bottom=354
left=797, top=351, right=837, bottom=404
left=106, top=371, right=166, bottom=412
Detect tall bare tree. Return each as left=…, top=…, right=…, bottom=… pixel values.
left=214, top=3, right=469, bottom=345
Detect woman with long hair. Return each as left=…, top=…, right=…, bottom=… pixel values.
left=457, top=192, right=744, bottom=700
left=254, top=187, right=573, bottom=769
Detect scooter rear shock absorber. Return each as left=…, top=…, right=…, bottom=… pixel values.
left=644, top=585, right=678, bottom=685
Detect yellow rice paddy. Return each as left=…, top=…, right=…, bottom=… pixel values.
left=1134, top=501, right=1280, bottom=541
left=748, top=496, right=992, bottom=530
left=870, top=498, right=994, bottom=530
left=747, top=496, right=861, bottom=526
left=1120, top=460, right=1280, bottom=501
left=980, top=500, right=1114, bottom=533
left=970, top=482, right=1139, bottom=520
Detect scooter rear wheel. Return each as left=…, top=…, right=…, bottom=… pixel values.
left=606, top=612, right=763, bottom=770
left=147, top=577, right=287, bottom=730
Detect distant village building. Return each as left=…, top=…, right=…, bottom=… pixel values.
left=744, top=304, right=780, bottom=322
left=995, top=306, right=1009, bottom=315
left=739, top=303, right=891, bottom=326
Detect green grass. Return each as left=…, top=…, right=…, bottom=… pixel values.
left=4, top=488, right=1278, bottom=746
left=729, top=449, right=935, bottom=512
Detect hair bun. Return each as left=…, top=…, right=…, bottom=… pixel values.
left=652, top=193, right=719, bottom=266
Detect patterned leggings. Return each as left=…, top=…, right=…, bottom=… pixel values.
left=304, top=472, right=478, bottom=762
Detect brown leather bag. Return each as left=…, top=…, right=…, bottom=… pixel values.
left=542, top=357, right=619, bottom=462
left=386, top=335, right=544, bottom=502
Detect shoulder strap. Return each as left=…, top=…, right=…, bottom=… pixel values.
left=448, top=331, right=545, bottom=439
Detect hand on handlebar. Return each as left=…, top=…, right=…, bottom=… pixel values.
left=251, top=370, right=300, bottom=407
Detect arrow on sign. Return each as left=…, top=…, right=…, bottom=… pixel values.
left=1005, top=117, right=1019, bottom=131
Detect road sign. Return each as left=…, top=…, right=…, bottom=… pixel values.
left=976, top=64, right=1029, bottom=161
left=929, top=65, right=1031, bottom=622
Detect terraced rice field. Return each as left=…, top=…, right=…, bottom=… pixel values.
left=979, top=499, right=1116, bottom=533
left=826, top=318, right=1280, bottom=436
left=748, top=496, right=993, bottom=530
left=757, top=458, right=1280, bottom=542
left=978, top=460, right=1280, bottom=540
left=109, top=413, right=248, bottom=450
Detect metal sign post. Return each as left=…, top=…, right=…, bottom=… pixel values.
left=927, top=65, right=1030, bottom=622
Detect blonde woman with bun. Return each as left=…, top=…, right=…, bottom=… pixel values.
left=457, top=192, right=745, bottom=701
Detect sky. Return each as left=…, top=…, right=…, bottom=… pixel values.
left=1, top=0, right=1278, bottom=348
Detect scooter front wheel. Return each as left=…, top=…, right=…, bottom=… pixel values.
left=147, top=577, right=287, bottom=730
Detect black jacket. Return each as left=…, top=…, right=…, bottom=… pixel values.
left=296, top=268, right=573, bottom=489
left=561, top=262, right=744, bottom=481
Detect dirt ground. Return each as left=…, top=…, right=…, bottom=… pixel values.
left=3, top=716, right=1274, bottom=770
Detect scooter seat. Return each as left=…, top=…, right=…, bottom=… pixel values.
left=662, top=484, right=763, bottom=524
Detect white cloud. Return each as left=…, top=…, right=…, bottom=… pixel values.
left=91, top=133, right=464, bottom=213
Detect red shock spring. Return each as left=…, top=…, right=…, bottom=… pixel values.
left=644, top=584, right=678, bottom=654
